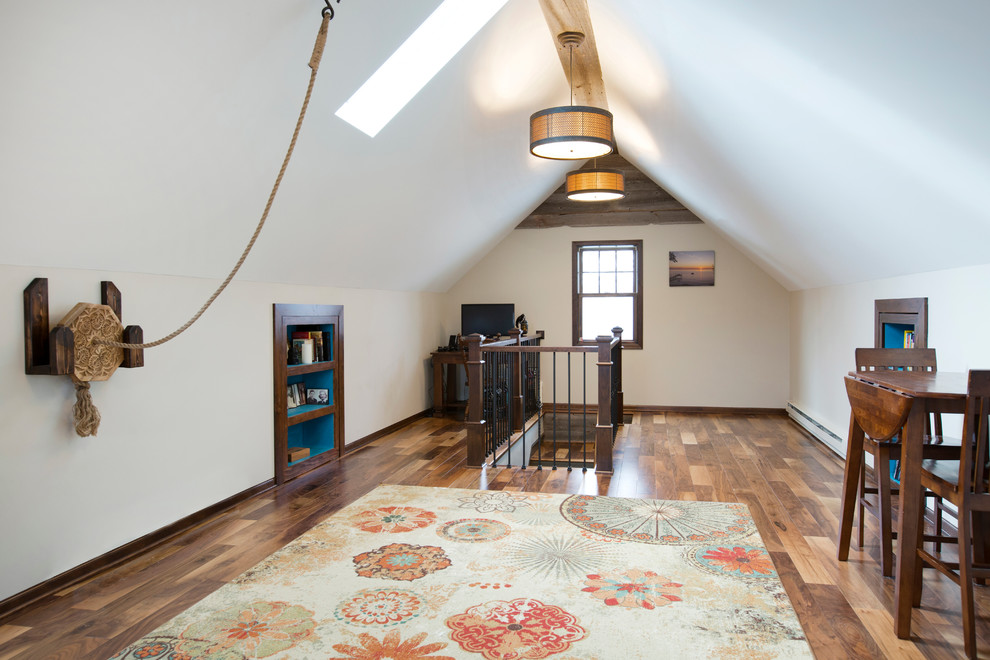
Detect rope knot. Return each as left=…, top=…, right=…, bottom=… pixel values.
left=71, top=377, right=101, bottom=437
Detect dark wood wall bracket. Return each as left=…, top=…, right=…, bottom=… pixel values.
left=23, top=278, right=145, bottom=376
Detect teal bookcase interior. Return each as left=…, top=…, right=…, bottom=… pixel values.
left=286, top=323, right=335, bottom=463
left=287, top=413, right=335, bottom=465
left=288, top=371, right=334, bottom=408
left=883, top=322, right=914, bottom=348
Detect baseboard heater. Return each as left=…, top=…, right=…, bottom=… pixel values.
left=787, top=402, right=845, bottom=457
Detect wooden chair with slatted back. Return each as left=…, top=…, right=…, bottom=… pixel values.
left=914, top=370, right=990, bottom=659
left=856, top=348, right=943, bottom=438
left=852, top=348, right=960, bottom=576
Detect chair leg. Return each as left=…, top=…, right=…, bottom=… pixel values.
left=876, top=445, right=895, bottom=577
left=974, top=510, right=989, bottom=588
left=858, top=457, right=867, bottom=549
left=934, top=495, right=944, bottom=553
left=958, top=508, right=977, bottom=659
left=912, top=491, right=926, bottom=609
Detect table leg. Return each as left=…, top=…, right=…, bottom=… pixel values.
left=432, top=361, right=444, bottom=417
left=447, top=364, right=460, bottom=409
left=838, top=411, right=865, bottom=561
left=895, top=403, right=925, bottom=639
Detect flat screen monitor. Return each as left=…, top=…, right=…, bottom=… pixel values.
left=461, top=303, right=514, bottom=338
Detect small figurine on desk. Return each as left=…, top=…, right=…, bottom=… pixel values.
left=515, top=313, right=528, bottom=335
left=437, top=334, right=464, bottom=352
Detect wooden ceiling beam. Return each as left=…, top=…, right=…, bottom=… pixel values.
left=532, top=194, right=686, bottom=216
left=528, top=8, right=698, bottom=229
left=519, top=210, right=702, bottom=229
left=517, top=154, right=704, bottom=229
left=538, top=0, right=608, bottom=109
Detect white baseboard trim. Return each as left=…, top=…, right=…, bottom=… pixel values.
left=787, top=402, right=845, bottom=458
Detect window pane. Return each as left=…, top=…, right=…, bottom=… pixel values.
left=582, top=250, right=598, bottom=272
left=616, top=249, right=634, bottom=272
left=599, top=275, right=616, bottom=294
left=582, top=272, right=599, bottom=294
left=581, top=296, right=634, bottom=341
left=616, top=272, right=634, bottom=293
left=599, top=250, right=616, bottom=272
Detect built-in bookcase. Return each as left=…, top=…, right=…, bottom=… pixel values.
left=273, top=303, right=343, bottom=485
left=874, top=297, right=927, bottom=349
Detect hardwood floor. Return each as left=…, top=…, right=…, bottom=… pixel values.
left=1, top=412, right=987, bottom=659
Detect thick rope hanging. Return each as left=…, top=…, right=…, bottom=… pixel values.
left=98, top=12, right=332, bottom=350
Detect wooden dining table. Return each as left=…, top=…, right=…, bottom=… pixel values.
left=838, top=370, right=968, bottom=638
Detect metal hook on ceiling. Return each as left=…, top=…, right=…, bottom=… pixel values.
left=322, top=0, right=340, bottom=19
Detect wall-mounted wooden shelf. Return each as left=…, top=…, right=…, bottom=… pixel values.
left=288, top=403, right=336, bottom=426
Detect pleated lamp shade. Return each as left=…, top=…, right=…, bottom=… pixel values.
left=529, top=106, right=615, bottom=160
left=566, top=168, right=625, bottom=201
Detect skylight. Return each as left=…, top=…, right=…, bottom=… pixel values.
left=335, top=0, right=509, bottom=137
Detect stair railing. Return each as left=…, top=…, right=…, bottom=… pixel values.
left=465, top=328, right=623, bottom=473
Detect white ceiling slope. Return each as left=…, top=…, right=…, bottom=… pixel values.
left=598, top=0, right=990, bottom=290
left=1, top=1, right=988, bottom=293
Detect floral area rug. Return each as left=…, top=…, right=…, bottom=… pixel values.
left=109, top=484, right=812, bottom=659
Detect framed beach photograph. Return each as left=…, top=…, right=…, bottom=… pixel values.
left=307, top=388, right=329, bottom=406
left=669, top=250, right=715, bottom=287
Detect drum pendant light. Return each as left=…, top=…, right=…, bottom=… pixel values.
left=530, top=32, right=614, bottom=160
left=566, top=165, right=625, bottom=201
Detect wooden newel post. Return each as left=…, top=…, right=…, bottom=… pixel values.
left=509, top=328, right=524, bottom=431
left=465, top=334, right=486, bottom=467
left=595, top=333, right=614, bottom=474
left=612, top=327, right=624, bottom=426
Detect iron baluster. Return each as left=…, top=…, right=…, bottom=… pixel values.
left=536, top=350, right=543, bottom=470
left=583, top=352, right=587, bottom=471
left=521, top=351, right=527, bottom=469
left=567, top=352, right=572, bottom=471
left=552, top=352, right=557, bottom=470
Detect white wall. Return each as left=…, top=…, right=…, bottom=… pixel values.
left=444, top=224, right=790, bottom=408
left=0, top=264, right=444, bottom=601
left=789, top=263, right=990, bottom=455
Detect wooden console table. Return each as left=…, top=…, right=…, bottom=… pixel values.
left=431, top=331, right=544, bottom=418
left=430, top=350, right=468, bottom=417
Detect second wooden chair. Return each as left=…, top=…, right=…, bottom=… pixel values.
left=913, top=370, right=990, bottom=659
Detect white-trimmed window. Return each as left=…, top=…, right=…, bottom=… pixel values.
left=572, top=240, right=643, bottom=349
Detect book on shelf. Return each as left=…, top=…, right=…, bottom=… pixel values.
left=903, top=330, right=915, bottom=348
left=294, top=330, right=330, bottom=362
left=292, top=338, right=314, bottom=364
left=287, top=382, right=306, bottom=409
left=288, top=339, right=302, bottom=365
left=322, top=330, right=332, bottom=361
left=287, top=329, right=332, bottom=364
left=310, top=331, right=325, bottom=362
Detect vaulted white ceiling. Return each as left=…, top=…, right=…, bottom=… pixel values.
left=2, top=0, right=988, bottom=292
